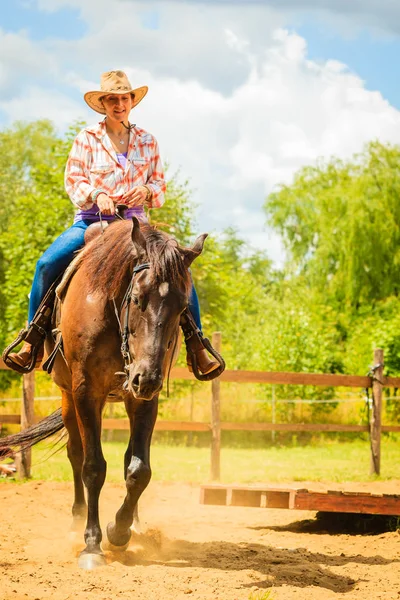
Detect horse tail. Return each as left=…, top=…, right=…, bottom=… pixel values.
left=0, top=408, right=64, bottom=458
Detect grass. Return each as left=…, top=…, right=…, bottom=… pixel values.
left=14, top=436, right=400, bottom=483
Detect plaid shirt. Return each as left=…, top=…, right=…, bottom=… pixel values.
left=65, top=120, right=166, bottom=210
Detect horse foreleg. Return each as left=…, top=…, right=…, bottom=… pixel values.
left=73, top=381, right=107, bottom=569
left=123, top=436, right=141, bottom=534
left=62, top=392, right=87, bottom=532
left=106, top=396, right=158, bottom=548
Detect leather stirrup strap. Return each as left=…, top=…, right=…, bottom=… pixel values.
left=42, top=332, right=63, bottom=374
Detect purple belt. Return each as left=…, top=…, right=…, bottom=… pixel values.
left=74, top=205, right=147, bottom=223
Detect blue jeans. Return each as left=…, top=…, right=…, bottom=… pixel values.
left=29, top=221, right=203, bottom=330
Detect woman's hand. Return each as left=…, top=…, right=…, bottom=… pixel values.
left=96, top=193, right=115, bottom=215
left=122, top=186, right=150, bottom=207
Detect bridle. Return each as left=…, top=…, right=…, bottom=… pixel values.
left=115, top=262, right=150, bottom=377
left=113, top=260, right=181, bottom=396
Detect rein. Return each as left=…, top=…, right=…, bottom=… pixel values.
left=99, top=207, right=151, bottom=382
left=115, top=262, right=151, bottom=383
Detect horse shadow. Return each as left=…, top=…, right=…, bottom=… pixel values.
left=252, top=511, right=400, bottom=535
left=106, top=529, right=400, bottom=594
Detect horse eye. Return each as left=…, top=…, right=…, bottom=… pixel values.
left=133, top=296, right=140, bottom=306
left=167, top=341, right=172, bottom=350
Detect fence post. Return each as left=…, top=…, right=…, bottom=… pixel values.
left=19, top=370, right=35, bottom=478
left=271, top=385, right=276, bottom=443
left=210, top=332, right=221, bottom=481
left=370, top=348, right=383, bottom=476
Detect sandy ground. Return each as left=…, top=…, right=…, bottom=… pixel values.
left=0, top=479, right=400, bottom=600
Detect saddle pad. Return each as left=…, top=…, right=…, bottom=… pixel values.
left=56, top=244, right=91, bottom=302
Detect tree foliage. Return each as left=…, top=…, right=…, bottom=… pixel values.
left=263, top=140, right=400, bottom=420
left=265, top=142, right=400, bottom=309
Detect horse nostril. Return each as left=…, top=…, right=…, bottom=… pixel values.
left=132, top=373, right=141, bottom=389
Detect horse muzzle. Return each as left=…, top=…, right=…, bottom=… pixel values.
left=128, top=364, right=163, bottom=400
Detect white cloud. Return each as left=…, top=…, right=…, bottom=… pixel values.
left=113, top=28, right=400, bottom=262
left=0, top=28, right=58, bottom=98
left=43, top=1, right=284, bottom=96
left=0, top=86, right=86, bottom=129
left=142, top=0, right=400, bottom=36
left=33, top=0, right=400, bottom=40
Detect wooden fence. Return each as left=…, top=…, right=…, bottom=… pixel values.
left=1, top=339, right=399, bottom=479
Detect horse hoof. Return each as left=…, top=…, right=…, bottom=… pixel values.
left=106, top=522, right=131, bottom=549
left=78, top=552, right=107, bottom=570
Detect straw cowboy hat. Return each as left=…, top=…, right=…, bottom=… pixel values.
left=84, top=70, right=148, bottom=115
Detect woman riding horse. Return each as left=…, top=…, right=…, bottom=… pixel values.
left=6, top=70, right=220, bottom=377
left=1, top=217, right=214, bottom=569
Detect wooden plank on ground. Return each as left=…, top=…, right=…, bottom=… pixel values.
left=200, top=485, right=400, bottom=515
left=294, top=490, right=400, bottom=516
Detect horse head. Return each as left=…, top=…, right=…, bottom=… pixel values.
left=125, top=218, right=207, bottom=400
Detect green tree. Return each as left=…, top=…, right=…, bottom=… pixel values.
left=0, top=123, right=82, bottom=341
left=264, top=142, right=400, bottom=309
left=151, top=166, right=196, bottom=245
left=0, top=120, right=66, bottom=230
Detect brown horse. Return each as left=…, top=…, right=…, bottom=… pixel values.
left=0, top=217, right=206, bottom=569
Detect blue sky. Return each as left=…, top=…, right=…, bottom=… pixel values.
left=1, top=0, right=400, bottom=260
left=295, top=20, right=400, bottom=110
left=2, top=1, right=86, bottom=40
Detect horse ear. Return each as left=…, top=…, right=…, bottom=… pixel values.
left=131, top=217, right=147, bottom=251
left=181, top=233, right=208, bottom=268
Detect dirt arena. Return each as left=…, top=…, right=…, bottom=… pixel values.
left=1, top=479, right=400, bottom=600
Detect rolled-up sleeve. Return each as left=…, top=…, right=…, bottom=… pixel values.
left=146, top=139, right=166, bottom=209
left=64, top=131, right=95, bottom=210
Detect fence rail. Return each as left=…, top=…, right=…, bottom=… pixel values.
left=3, top=361, right=400, bottom=388
left=0, top=341, right=397, bottom=478
left=2, top=415, right=400, bottom=434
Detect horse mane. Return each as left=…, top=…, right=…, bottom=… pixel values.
left=80, top=220, right=191, bottom=298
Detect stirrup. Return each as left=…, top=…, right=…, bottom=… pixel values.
left=180, top=310, right=225, bottom=382
left=2, top=327, right=44, bottom=374
left=190, top=335, right=225, bottom=381
left=2, top=275, right=62, bottom=374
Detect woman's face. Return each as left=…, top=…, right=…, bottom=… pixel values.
left=102, top=93, right=133, bottom=123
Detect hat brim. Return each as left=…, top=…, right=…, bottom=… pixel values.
left=84, top=85, right=148, bottom=115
